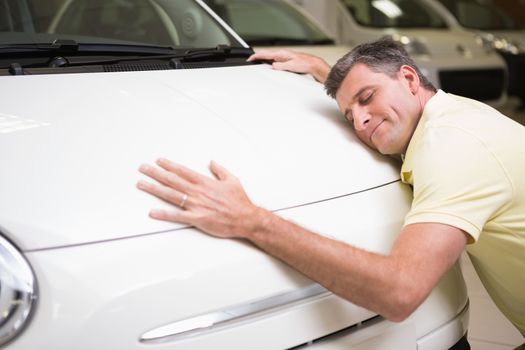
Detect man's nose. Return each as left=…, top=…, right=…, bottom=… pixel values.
left=353, top=110, right=371, bottom=131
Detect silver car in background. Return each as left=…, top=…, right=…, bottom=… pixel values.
left=292, top=0, right=509, bottom=106
left=429, top=0, right=525, bottom=108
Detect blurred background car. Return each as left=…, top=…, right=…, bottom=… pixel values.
left=428, top=0, right=525, bottom=110
left=46, top=0, right=247, bottom=48
left=1, top=0, right=469, bottom=349
left=291, top=0, right=509, bottom=106
left=202, top=0, right=353, bottom=66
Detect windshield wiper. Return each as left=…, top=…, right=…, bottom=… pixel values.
left=0, top=39, right=79, bottom=53
left=0, top=39, right=179, bottom=56
left=44, top=45, right=253, bottom=67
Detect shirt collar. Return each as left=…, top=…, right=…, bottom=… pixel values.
left=400, top=89, right=447, bottom=183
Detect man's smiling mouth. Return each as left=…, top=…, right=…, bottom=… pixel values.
left=370, top=120, right=385, bottom=142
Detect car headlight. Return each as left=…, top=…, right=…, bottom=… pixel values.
left=388, top=34, right=431, bottom=57
left=0, top=235, right=37, bottom=346
left=494, top=39, right=520, bottom=55
left=476, top=34, right=520, bottom=55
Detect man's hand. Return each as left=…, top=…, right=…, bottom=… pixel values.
left=248, top=49, right=331, bottom=83
left=137, top=158, right=261, bottom=239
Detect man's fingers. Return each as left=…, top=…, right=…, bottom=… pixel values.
left=139, top=163, right=191, bottom=194
left=247, top=50, right=279, bottom=62
left=138, top=160, right=252, bottom=239
left=247, top=52, right=266, bottom=62
left=156, top=158, right=205, bottom=184
left=272, top=61, right=297, bottom=72
left=248, top=49, right=294, bottom=62
left=137, top=179, right=189, bottom=209
left=209, top=160, right=232, bottom=181
left=149, top=209, right=192, bottom=224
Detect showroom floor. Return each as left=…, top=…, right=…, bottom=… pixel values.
left=464, top=96, right=525, bottom=350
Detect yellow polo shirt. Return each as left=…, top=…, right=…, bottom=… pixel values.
left=401, top=90, right=525, bottom=333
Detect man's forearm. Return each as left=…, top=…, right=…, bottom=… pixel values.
left=245, top=207, right=419, bottom=321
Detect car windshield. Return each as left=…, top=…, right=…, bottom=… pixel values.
left=342, top=0, right=447, bottom=28
left=437, top=0, right=522, bottom=30
left=203, top=0, right=334, bottom=46
left=0, top=0, right=244, bottom=48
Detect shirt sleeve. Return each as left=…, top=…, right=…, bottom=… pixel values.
left=404, top=126, right=513, bottom=243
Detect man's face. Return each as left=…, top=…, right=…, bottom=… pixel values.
left=335, top=63, right=421, bottom=155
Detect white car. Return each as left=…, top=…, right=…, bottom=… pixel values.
left=427, top=0, right=525, bottom=106
left=292, top=0, right=509, bottom=106
left=203, top=0, right=353, bottom=65
left=1, top=0, right=469, bottom=349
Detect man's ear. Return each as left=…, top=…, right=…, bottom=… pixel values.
left=399, top=65, right=420, bottom=95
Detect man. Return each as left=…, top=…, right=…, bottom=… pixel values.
left=137, top=39, right=525, bottom=335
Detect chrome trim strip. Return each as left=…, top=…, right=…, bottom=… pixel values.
left=140, top=284, right=330, bottom=344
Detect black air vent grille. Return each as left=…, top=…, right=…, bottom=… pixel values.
left=104, top=63, right=171, bottom=72
left=103, top=61, right=254, bottom=72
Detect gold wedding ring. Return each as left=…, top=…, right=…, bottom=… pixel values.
left=179, top=193, right=188, bottom=209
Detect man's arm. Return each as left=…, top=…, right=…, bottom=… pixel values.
left=246, top=215, right=467, bottom=321
left=247, top=49, right=331, bottom=83
left=137, top=159, right=467, bottom=321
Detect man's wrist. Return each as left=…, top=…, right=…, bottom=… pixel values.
left=242, top=206, right=274, bottom=242
left=311, top=59, right=330, bottom=84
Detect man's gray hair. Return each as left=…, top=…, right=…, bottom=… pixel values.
left=325, top=38, right=437, bottom=99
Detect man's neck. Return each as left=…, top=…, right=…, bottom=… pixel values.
left=418, top=88, right=437, bottom=113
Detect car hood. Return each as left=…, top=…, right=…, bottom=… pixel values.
left=0, top=64, right=400, bottom=250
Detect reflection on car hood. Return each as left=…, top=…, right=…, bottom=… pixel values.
left=0, top=65, right=400, bottom=250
